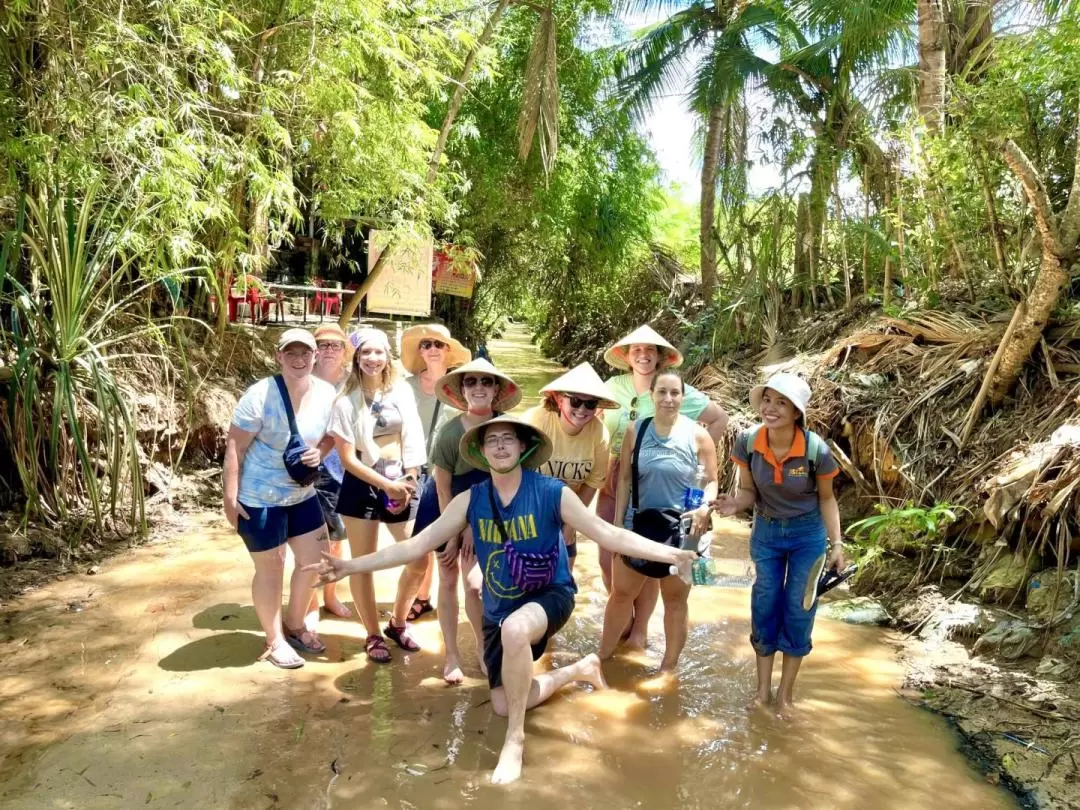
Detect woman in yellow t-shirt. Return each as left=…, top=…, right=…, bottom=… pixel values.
left=522, top=363, right=617, bottom=570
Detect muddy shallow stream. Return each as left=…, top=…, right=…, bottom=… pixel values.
left=0, top=323, right=1016, bottom=808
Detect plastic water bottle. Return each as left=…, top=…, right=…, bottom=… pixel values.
left=683, top=464, right=707, bottom=511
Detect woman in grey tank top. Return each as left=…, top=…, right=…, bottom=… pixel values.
left=600, top=371, right=718, bottom=672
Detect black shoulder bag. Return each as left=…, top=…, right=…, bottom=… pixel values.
left=623, top=417, right=683, bottom=579
left=273, top=375, right=320, bottom=486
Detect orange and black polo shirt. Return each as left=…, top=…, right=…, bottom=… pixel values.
left=731, top=426, right=839, bottom=519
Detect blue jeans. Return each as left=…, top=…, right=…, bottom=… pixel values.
left=749, top=509, right=827, bottom=657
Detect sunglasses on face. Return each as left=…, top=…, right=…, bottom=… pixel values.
left=316, top=341, right=344, bottom=352
left=565, top=395, right=599, bottom=411
left=462, top=376, right=496, bottom=388
left=370, top=400, right=387, bottom=428
left=419, top=339, right=447, bottom=351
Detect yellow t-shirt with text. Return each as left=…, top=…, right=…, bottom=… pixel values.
left=522, top=406, right=610, bottom=492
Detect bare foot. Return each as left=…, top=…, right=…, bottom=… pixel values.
left=323, top=597, right=352, bottom=619
left=639, top=670, right=676, bottom=694
left=774, top=700, right=797, bottom=722
left=490, top=733, right=525, bottom=785
left=624, top=633, right=647, bottom=651
left=443, top=658, right=465, bottom=685
left=746, top=692, right=772, bottom=712
left=578, top=653, right=608, bottom=691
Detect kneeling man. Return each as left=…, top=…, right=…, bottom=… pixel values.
left=306, top=416, right=697, bottom=785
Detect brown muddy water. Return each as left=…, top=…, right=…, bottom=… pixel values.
left=0, top=323, right=1016, bottom=809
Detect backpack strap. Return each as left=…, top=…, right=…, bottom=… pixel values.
left=630, top=417, right=654, bottom=512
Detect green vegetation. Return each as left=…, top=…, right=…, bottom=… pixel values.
left=0, top=1, right=1077, bottom=543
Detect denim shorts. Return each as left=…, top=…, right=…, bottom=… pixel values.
left=237, top=494, right=326, bottom=553
left=482, top=586, right=575, bottom=689
left=749, top=509, right=827, bottom=657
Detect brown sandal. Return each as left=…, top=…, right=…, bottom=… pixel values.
left=365, top=634, right=391, bottom=664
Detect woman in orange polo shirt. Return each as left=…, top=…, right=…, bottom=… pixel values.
left=713, top=372, right=844, bottom=720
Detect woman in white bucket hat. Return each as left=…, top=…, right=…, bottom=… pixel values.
left=713, top=371, right=844, bottom=720
left=522, top=363, right=618, bottom=570
left=597, top=325, right=729, bottom=649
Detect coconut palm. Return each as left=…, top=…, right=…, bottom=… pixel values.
left=616, top=0, right=793, bottom=302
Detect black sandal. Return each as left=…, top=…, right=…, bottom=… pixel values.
left=407, top=598, right=435, bottom=622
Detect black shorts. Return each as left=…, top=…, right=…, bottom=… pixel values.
left=313, top=468, right=345, bottom=541
left=337, top=471, right=418, bottom=523
left=482, top=586, right=575, bottom=689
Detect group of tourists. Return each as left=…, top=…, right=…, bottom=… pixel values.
left=223, top=321, right=846, bottom=784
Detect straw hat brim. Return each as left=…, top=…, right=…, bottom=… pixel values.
left=603, top=325, right=683, bottom=371
left=435, top=359, right=522, bottom=412
left=401, top=324, right=471, bottom=374
left=540, top=362, right=619, bottom=409
left=458, top=416, right=553, bottom=472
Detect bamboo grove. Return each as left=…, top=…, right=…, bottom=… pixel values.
left=0, top=0, right=1077, bottom=540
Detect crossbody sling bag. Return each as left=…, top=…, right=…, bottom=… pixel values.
left=273, top=375, right=320, bottom=486
left=487, top=480, right=559, bottom=593
left=623, top=417, right=684, bottom=579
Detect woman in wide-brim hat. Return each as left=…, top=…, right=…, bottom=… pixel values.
left=400, top=324, right=471, bottom=622
left=712, top=371, right=844, bottom=720
left=597, top=325, right=729, bottom=649
left=411, top=357, right=521, bottom=684
left=522, top=363, right=617, bottom=570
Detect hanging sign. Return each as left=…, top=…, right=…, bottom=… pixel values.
left=366, top=230, right=433, bottom=317
left=433, top=247, right=478, bottom=299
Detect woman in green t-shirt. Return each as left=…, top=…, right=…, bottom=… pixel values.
left=597, top=324, right=729, bottom=649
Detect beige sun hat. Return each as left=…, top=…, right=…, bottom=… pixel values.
left=750, top=372, right=812, bottom=419
left=435, top=358, right=522, bottom=412
left=603, top=325, right=683, bottom=371
left=401, top=323, right=471, bottom=374
left=459, top=415, right=553, bottom=472
left=540, top=362, right=619, bottom=409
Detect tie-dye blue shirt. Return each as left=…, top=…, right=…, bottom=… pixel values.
left=232, top=376, right=336, bottom=506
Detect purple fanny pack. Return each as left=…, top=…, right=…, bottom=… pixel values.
left=487, top=483, right=557, bottom=593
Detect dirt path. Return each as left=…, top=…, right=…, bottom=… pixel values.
left=0, top=512, right=1018, bottom=809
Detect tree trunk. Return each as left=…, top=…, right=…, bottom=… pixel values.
left=338, top=0, right=512, bottom=326
left=795, top=193, right=811, bottom=310
left=834, top=173, right=852, bottom=308
left=699, top=104, right=725, bottom=303
left=988, top=137, right=1078, bottom=403
left=917, top=0, right=947, bottom=133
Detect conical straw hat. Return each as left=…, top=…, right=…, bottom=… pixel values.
left=401, top=323, right=471, bottom=374
left=540, top=362, right=619, bottom=409
left=435, top=358, right=522, bottom=412
left=603, top=324, right=683, bottom=371
left=459, top=416, right=553, bottom=472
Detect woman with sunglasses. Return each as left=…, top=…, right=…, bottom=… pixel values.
left=413, top=358, right=522, bottom=683
left=400, top=324, right=471, bottom=622
left=600, top=370, right=718, bottom=672
left=328, top=328, right=425, bottom=663
left=522, top=363, right=617, bottom=570
left=598, top=325, right=728, bottom=649
left=307, top=323, right=353, bottom=620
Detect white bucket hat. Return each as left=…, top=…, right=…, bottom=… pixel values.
left=750, top=372, right=811, bottom=419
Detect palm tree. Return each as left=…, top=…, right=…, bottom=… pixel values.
left=616, top=1, right=792, bottom=302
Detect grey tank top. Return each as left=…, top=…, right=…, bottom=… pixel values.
left=623, top=415, right=698, bottom=528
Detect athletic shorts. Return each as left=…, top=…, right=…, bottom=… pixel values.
left=237, top=495, right=325, bottom=553
left=482, top=586, right=575, bottom=689
left=337, top=471, right=418, bottom=523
